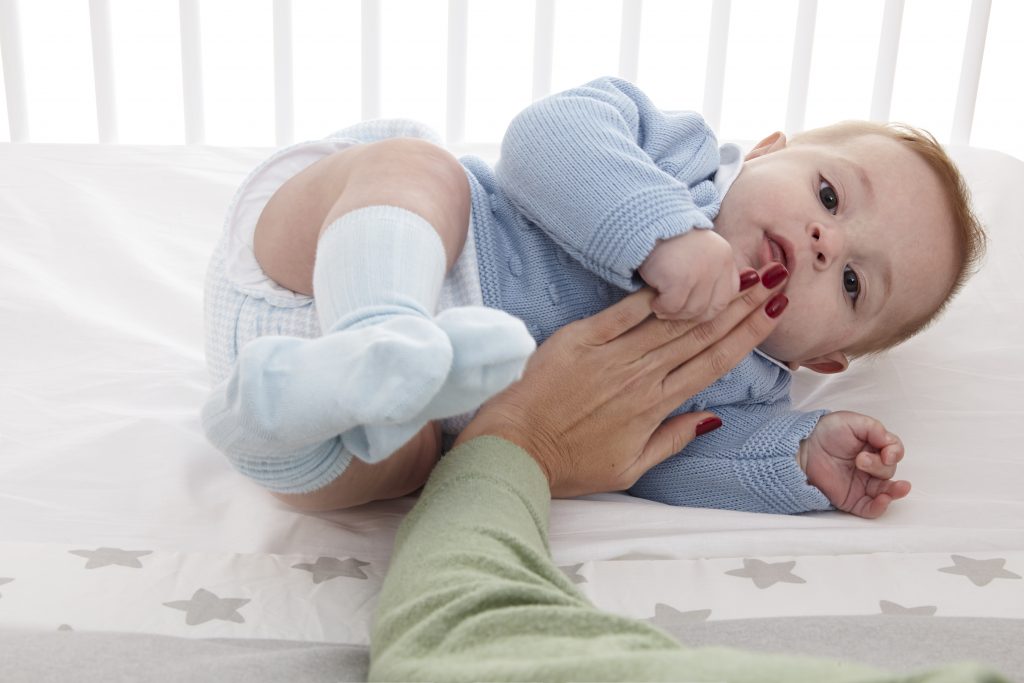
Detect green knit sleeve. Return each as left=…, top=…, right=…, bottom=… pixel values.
left=368, top=436, right=1006, bottom=683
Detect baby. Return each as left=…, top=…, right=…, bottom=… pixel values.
left=200, top=76, right=984, bottom=516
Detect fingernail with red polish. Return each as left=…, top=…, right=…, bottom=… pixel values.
left=762, top=263, right=789, bottom=289
left=765, top=293, right=789, bottom=318
left=739, top=269, right=760, bottom=291
left=695, top=416, right=723, bottom=436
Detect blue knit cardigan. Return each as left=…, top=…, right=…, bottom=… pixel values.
left=458, top=76, right=831, bottom=514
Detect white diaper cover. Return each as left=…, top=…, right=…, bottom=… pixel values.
left=202, top=119, right=485, bottom=405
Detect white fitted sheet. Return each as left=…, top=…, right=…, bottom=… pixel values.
left=0, top=142, right=1022, bottom=650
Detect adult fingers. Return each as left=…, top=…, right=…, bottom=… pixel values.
left=618, top=263, right=786, bottom=364
left=579, top=287, right=659, bottom=345
left=640, top=412, right=723, bottom=474
left=662, top=288, right=787, bottom=407
left=649, top=264, right=787, bottom=387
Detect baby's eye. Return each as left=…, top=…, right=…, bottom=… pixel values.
left=819, top=179, right=838, bottom=215
left=843, top=265, right=861, bottom=305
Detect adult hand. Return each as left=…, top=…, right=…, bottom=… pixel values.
left=456, top=263, right=790, bottom=497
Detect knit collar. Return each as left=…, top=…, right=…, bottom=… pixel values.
left=713, top=143, right=744, bottom=198
left=753, top=348, right=793, bottom=373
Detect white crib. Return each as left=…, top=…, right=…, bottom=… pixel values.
left=0, top=0, right=1018, bottom=155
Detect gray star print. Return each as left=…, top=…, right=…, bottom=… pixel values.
left=938, top=555, right=1021, bottom=587
left=69, top=547, right=152, bottom=569
left=292, top=557, right=369, bottom=584
left=646, top=603, right=712, bottom=628
left=879, top=600, right=937, bottom=616
left=558, top=563, right=587, bottom=584
left=0, top=577, right=12, bottom=598
left=725, top=559, right=806, bottom=589
left=164, top=588, right=250, bottom=626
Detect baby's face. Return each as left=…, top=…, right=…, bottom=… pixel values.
left=714, top=132, right=958, bottom=371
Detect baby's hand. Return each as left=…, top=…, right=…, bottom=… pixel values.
left=638, top=229, right=739, bottom=321
left=800, top=411, right=911, bottom=518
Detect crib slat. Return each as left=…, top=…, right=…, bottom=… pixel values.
left=0, top=0, right=29, bottom=142
left=618, top=0, right=642, bottom=84
left=870, top=0, right=904, bottom=122
left=702, top=0, right=730, bottom=131
left=89, top=0, right=118, bottom=143
left=446, top=0, right=468, bottom=144
left=951, top=0, right=991, bottom=146
left=532, top=0, right=554, bottom=101
left=785, top=0, right=816, bottom=135
left=179, top=0, right=205, bottom=144
left=361, top=0, right=381, bottom=120
left=274, top=0, right=294, bottom=146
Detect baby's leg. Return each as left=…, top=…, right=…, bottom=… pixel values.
left=202, top=138, right=533, bottom=507
left=258, top=137, right=533, bottom=456
left=253, top=137, right=471, bottom=297
left=271, top=423, right=443, bottom=512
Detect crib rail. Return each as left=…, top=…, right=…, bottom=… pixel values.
left=0, top=0, right=994, bottom=147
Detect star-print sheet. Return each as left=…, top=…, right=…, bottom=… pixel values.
left=1, top=142, right=1022, bottom=678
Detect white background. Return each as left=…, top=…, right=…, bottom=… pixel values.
left=2, top=0, right=1022, bottom=161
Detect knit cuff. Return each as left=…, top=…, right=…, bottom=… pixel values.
left=227, top=439, right=355, bottom=494
left=586, top=185, right=713, bottom=291
left=760, top=408, right=834, bottom=513
left=737, top=457, right=834, bottom=514
left=431, top=436, right=552, bottom=533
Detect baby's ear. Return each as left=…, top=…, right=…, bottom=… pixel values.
left=746, top=131, right=787, bottom=161
left=789, top=351, right=849, bottom=374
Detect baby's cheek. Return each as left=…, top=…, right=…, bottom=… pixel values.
left=757, top=318, right=807, bottom=364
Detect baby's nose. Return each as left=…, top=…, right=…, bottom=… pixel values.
left=809, top=223, right=841, bottom=269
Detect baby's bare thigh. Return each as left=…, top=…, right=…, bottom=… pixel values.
left=253, top=137, right=471, bottom=297
left=253, top=145, right=364, bottom=296
left=272, top=421, right=443, bottom=511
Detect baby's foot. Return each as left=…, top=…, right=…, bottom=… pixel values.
left=341, top=307, right=535, bottom=463
left=424, top=306, right=536, bottom=417
left=208, top=314, right=453, bottom=454
left=334, top=315, right=455, bottom=426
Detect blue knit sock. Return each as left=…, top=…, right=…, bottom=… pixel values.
left=313, top=206, right=447, bottom=332
left=201, top=315, right=451, bottom=460
left=341, top=306, right=536, bottom=461
left=200, top=206, right=453, bottom=482
left=315, top=206, right=535, bottom=463
left=203, top=204, right=536, bottom=482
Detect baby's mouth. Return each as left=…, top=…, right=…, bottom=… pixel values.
left=763, top=234, right=789, bottom=269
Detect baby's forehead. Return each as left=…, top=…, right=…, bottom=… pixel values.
left=805, top=132, right=908, bottom=165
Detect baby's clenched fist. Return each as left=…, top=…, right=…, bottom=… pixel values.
left=639, top=229, right=739, bottom=321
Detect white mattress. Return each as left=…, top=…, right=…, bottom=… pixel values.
left=1, top=142, right=1022, bottom=658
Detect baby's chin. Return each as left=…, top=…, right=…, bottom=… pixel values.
left=756, top=333, right=798, bottom=366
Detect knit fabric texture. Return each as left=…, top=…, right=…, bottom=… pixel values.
left=457, top=76, right=831, bottom=514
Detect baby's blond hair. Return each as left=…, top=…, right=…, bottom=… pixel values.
left=791, top=121, right=987, bottom=357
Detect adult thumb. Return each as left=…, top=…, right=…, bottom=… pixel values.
left=642, top=412, right=723, bottom=470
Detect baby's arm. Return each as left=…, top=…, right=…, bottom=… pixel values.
left=495, top=76, right=723, bottom=292
left=629, top=401, right=834, bottom=515
left=630, top=400, right=911, bottom=517
left=799, top=411, right=911, bottom=519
